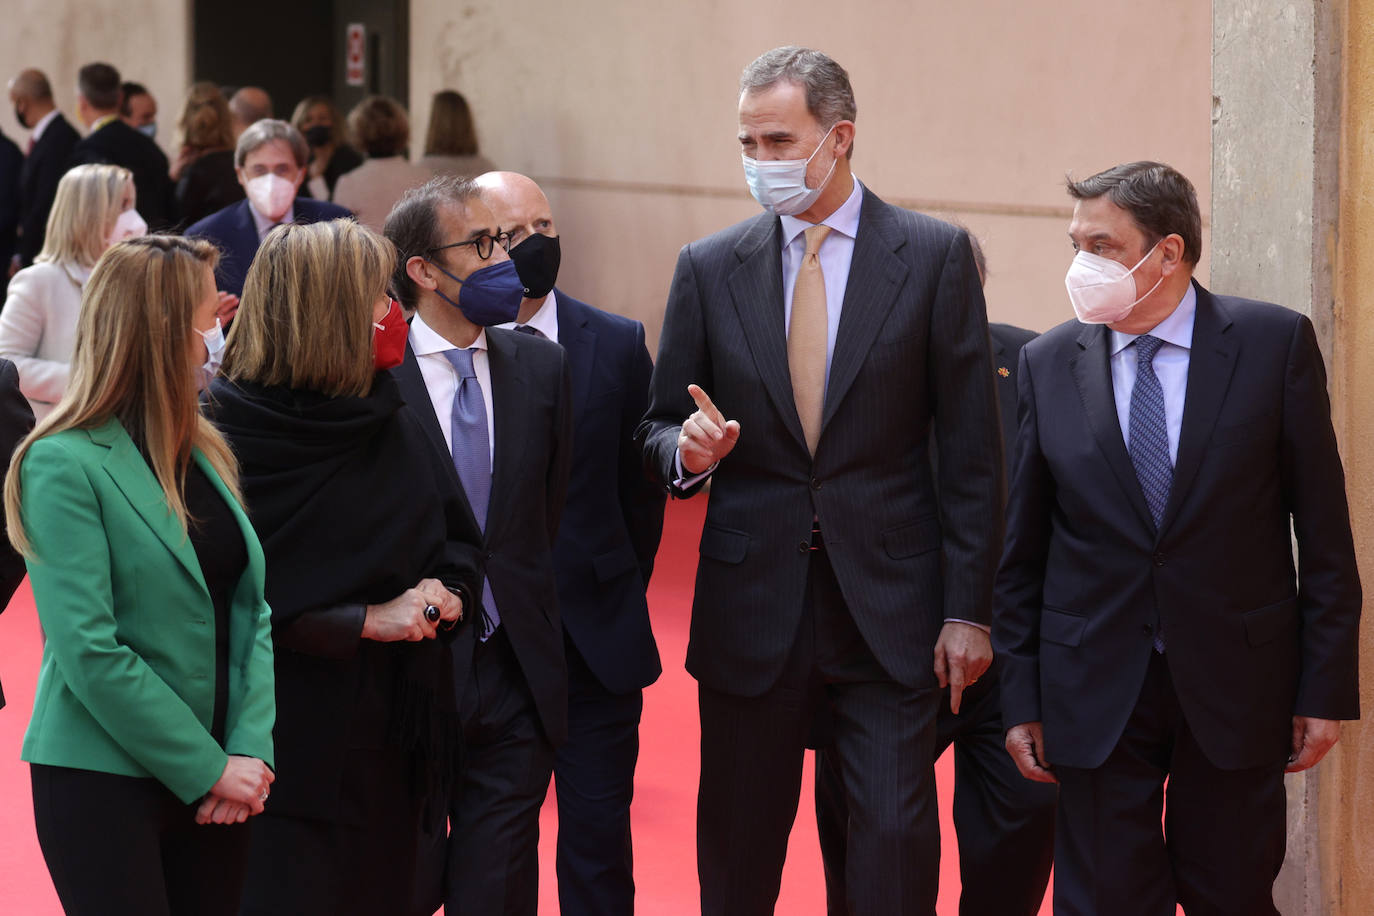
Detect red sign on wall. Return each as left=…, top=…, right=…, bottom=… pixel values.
left=346, top=24, right=366, bottom=87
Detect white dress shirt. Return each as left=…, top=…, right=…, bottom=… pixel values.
left=497, top=290, right=559, bottom=343
left=29, top=108, right=60, bottom=144
left=249, top=200, right=296, bottom=242
left=408, top=312, right=495, bottom=462
left=1109, top=283, right=1197, bottom=463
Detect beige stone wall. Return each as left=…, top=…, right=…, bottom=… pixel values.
left=1325, top=2, right=1374, bottom=910
left=0, top=0, right=191, bottom=162
left=408, top=0, right=1212, bottom=349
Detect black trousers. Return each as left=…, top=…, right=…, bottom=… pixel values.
left=697, top=545, right=941, bottom=916
left=1053, top=651, right=1287, bottom=916
left=814, top=656, right=1057, bottom=916
left=414, top=626, right=556, bottom=916
left=31, top=763, right=251, bottom=916
left=552, top=634, right=644, bottom=916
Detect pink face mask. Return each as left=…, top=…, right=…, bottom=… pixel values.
left=244, top=173, right=297, bottom=221
left=1063, top=240, right=1163, bottom=324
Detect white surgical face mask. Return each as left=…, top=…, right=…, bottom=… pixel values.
left=196, top=318, right=226, bottom=390
left=1064, top=239, right=1163, bottom=324
left=244, top=173, right=297, bottom=222
left=107, top=208, right=147, bottom=247
left=742, top=124, right=838, bottom=216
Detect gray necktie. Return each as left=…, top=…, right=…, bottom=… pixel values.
left=1128, top=334, right=1171, bottom=652
left=441, top=348, right=499, bottom=637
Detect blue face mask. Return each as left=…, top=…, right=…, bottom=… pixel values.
left=430, top=258, right=524, bottom=327
left=137, top=122, right=157, bottom=141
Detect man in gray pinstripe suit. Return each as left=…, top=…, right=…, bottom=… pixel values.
left=637, top=47, right=1005, bottom=916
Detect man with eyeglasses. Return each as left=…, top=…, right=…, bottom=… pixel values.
left=383, top=175, right=573, bottom=916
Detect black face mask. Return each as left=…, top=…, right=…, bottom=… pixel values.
left=508, top=233, right=561, bottom=299
left=14, top=107, right=27, bottom=130
left=303, top=125, right=333, bottom=148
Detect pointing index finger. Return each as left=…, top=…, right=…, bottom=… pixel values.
left=687, top=384, right=725, bottom=426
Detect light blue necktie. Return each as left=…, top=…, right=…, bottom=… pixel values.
left=442, top=348, right=499, bottom=638
left=1129, top=334, right=1171, bottom=652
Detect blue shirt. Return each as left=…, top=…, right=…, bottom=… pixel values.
left=1108, top=283, right=1197, bottom=464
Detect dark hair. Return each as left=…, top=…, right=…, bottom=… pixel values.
left=119, top=82, right=149, bottom=116
left=383, top=175, right=481, bottom=309
left=348, top=95, right=409, bottom=158
left=424, top=90, right=479, bottom=157
left=77, top=62, right=122, bottom=110
left=1066, top=161, right=1202, bottom=265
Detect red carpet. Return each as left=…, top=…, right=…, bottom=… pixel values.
left=0, top=498, right=1055, bottom=914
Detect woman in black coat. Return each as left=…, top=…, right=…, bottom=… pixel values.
left=204, top=219, right=483, bottom=915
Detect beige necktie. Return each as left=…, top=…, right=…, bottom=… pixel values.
left=789, top=224, right=832, bottom=454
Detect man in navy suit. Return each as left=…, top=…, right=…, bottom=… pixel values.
left=187, top=120, right=350, bottom=300
left=68, top=62, right=174, bottom=231
left=7, top=69, right=80, bottom=270
left=475, top=171, right=666, bottom=916
left=638, top=47, right=1003, bottom=915
left=995, top=161, right=1361, bottom=914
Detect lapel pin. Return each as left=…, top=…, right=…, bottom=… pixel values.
left=997, top=367, right=1010, bottom=377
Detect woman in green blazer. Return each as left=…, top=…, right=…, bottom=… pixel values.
left=4, top=235, right=276, bottom=916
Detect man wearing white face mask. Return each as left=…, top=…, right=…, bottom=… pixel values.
left=638, top=47, right=1003, bottom=916
left=186, top=119, right=351, bottom=300
left=994, top=161, right=1361, bottom=915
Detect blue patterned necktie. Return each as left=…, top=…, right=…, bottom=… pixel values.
left=1129, top=334, right=1170, bottom=652
left=442, top=347, right=499, bottom=637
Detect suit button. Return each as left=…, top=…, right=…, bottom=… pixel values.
left=810, top=477, right=821, bottom=491
left=1153, top=553, right=1166, bottom=567
left=798, top=541, right=810, bottom=554
left=1142, top=623, right=1154, bottom=635
left=486, top=551, right=494, bottom=560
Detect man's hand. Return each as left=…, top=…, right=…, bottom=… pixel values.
left=1005, top=722, right=1057, bottom=784
left=679, top=384, right=740, bottom=475
left=1286, top=716, right=1341, bottom=773
left=933, top=622, right=992, bottom=714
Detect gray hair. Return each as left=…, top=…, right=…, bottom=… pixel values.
left=740, top=47, right=857, bottom=129
left=383, top=175, right=483, bottom=309
left=234, top=119, right=309, bottom=169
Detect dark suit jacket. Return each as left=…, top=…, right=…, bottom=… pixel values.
left=989, top=323, right=1038, bottom=479
left=69, top=118, right=175, bottom=230
left=17, top=114, right=79, bottom=266
left=637, top=186, right=1005, bottom=697
left=551, top=291, right=665, bottom=694
left=0, top=134, right=21, bottom=298
left=995, top=280, right=1362, bottom=772
left=186, top=197, right=352, bottom=297
left=0, top=358, right=36, bottom=709
left=393, top=326, right=574, bottom=745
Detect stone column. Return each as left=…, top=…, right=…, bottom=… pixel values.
left=1213, top=2, right=1368, bottom=913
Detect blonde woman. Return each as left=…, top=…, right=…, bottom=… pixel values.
left=203, top=219, right=481, bottom=915
left=172, top=82, right=245, bottom=226
left=6, top=235, right=275, bottom=916
left=0, top=164, right=145, bottom=419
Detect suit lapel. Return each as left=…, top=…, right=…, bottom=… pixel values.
left=392, top=342, right=451, bottom=459
left=485, top=330, right=524, bottom=533
left=556, top=294, right=595, bottom=417
left=727, top=215, right=807, bottom=452
left=1069, top=324, right=1156, bottom=533
left=1157, top=283, right=1237, bottom=535
left=821, top=191, right=910, bottom=434
left=92, top=420, right=207, bottom=592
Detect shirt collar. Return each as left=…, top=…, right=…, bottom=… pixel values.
left=780, top=175, right=864, bottom=248
left=90, top=113, right=118, bottom=133
left=409, top=310, right=488, bottom=356
left=249, top=200, right=296, bottom=239
left=498, top=289, right=559, bottom=343
left=1110, top=282, right=1197, bottom=356
left=30, top=109, right=60, bottom=142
